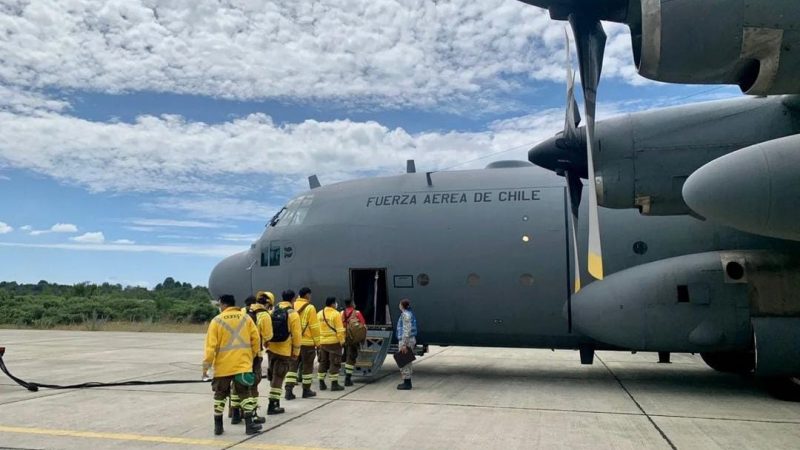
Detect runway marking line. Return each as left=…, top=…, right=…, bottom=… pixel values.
left=0, top=425, right=331, bottom=450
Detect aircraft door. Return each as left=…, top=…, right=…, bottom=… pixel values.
left=350, top=268, right=390, bottom=326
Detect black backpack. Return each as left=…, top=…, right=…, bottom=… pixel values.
left=270, top=305, right=291, bottom=342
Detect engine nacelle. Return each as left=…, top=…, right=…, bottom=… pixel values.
left=572, top=251, right=800, bottom=353
left=683, top=133, right=800, bottom=241
left=594, top=96, right=799, bottom=215
left=531, top=97, right=800, bottom=216
left=631, top=0, right=800, bottom=95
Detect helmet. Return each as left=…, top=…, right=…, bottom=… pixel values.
left=256, top=290, right=275, bottom=305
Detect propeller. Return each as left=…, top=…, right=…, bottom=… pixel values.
left=569, top=14, right=606, bottom=281
left=562, top=30, right=583, bottom=293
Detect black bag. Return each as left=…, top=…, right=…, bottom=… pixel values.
left=270, top=305, right=291, bottom=342
left=393, top=350, right=416, bottom=369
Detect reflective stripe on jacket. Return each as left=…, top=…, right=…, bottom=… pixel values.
left=294, top=299, right=321, bottom=347
left=318, top=306, right=345, bottom=345
left=203, top=306, right=260, bottom=378
left=266, top=301, right=302, bottom=357
left=250, top=303, right=274, bottom=356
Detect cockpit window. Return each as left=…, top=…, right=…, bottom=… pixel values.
left=270, top=194, right=314, bottom=227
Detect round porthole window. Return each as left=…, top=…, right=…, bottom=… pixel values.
left=417, top=273, right=430, bottom=287
left=633, top=241, right=648, bottom=255
left=520, top=274, right=534, bottom=286
left=467, top=273, right=480, bottom=287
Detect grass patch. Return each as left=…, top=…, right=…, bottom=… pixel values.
left=0, top=321, right=208, bottom=333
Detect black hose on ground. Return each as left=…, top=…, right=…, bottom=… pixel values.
left=0, top=346, right=210, bottom=392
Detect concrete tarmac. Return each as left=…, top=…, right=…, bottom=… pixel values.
left=1, top=330, right=799, bottom=450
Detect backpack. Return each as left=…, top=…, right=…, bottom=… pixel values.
left=270, top=305, right=291, bottom=342
left=345, top=309, right=367, bottom=344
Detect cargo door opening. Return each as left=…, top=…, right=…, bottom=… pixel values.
left=349, top=269, right=389, bottom=326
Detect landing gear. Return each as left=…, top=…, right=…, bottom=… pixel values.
left=700, top=351, right=755, bottom=374
left=765, top=376, right=800, bottom=402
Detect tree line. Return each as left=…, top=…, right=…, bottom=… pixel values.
left=0, top=278, right=217, bottom=328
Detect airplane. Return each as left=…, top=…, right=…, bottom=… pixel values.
left=208, top=151, right=800, bottom=399
left=208, top=87, right=800, bottom=400
left=208, top=0, right=800, bottom=400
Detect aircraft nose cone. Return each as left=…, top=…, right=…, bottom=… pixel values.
left=528, top=132, right=587, bottom=178
left=208, top=250, right=254, bottom=304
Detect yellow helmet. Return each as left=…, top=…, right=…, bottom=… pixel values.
left=256, top=291, right=275, bottom=305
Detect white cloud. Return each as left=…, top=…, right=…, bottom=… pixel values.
left=29, top=223, right=79, bottom=235
left=144, top=197, right=281, bottom=222
left=51, top=223, right=79, bottom=233
left=0, top=1, right=637, bottom=109
left=20, top=225, right=32, bottom=231
left=130, top=219, right=224, bottom=228
left=157, top=234, right=202, bottom=240
left=70, top=232, right=105, bottom=244
left=0, top=106, right=565, bottom=195
left=218, top=233, right=260, bottom=243
left=113, top=239, right=135, bottom=244
left=0, top=222, right=13, bottom=234
left=0, top=85, right=70, bottom=115
left=0, top=175, right=9, bottom=181
left=0, top=241, right=244, bottom=258
left=125, top=226, right=157, bottom=232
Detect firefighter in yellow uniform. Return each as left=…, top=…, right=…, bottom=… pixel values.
left=203, top=295, right=262, bottom=436
left=229, top=295, right=269, bottom=425
left=285, top=286, right=320, bottom=399
left=317, top=296, right=346, bottom=391
left=248, top=293, right=273, bottom=424
left=267, top=290, right=302, bottom=413
left=255, top=290, right=276, bottom=379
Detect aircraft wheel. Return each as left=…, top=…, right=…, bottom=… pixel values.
left=700, top=351, right=755, bottom=374
left=765, top=376, right=800, bottom=402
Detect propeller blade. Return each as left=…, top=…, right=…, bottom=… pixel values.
left=569, top=14, right=606, bottom=280
left=565, top=169, right=583, bottom=292
left=564, top=29, right=581, bottom=143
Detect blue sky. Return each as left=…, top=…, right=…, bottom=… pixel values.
left=0, top=1, right=740, bottom=287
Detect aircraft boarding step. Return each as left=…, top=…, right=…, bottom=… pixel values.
left=353, top=326, right=393, bottom=377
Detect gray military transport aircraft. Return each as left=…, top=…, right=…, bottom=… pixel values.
left=207, top=78, right=800, bottom=401
left=210, top=0, right=800, bottom=400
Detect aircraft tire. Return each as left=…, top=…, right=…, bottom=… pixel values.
left=765, top=377, right=800, bottom=402
left=700, top=351, right=755, bottom=374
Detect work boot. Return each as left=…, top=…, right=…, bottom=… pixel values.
left=214, top=415, right=224, bottom=435
left=244, top=413, right=262, bottom=435
left=396, top=379, right=412, bottom=390
left=302, top=386, right=317, bottom=398
left=230, top=407, right=242, bottom=424
left=267, top=399, right=285, bottom=415
left=319, top=380, right=327, bottom=391
left=252, top=408, right=266, bottom=424
left=284, top=384, right=296, bottom=401
left=331, top=380, right=344, bottom=392
left=344, top=374, right=353, bottom=387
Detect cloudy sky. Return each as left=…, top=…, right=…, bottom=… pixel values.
left=0, top=0, right=739, bottom=287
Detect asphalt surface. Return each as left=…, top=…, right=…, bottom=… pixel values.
left=1, top=329, right=799, bottom=449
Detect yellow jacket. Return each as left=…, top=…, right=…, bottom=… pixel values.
left=318, top=306, right=345, bottom=345
left=294, top=298, right=321, bottom=347
left=266, top=301, right=302, bottom=358
left=203, top=306, right=260, bottom=378
left=249, top=303, right=273, bottom=356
